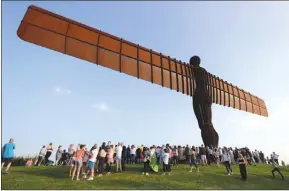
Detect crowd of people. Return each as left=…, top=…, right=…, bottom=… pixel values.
left=1, top=138, right=286, bottom=182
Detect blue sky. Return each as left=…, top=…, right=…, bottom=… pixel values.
left=2, top=2, right=289, bottom=163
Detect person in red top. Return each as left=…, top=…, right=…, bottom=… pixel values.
left=71, top=144, right=86, bottom=181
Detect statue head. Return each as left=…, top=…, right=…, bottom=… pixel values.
left=189, top=56, right=201, bottom=67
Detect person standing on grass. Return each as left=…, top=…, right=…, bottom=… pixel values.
left=189, top=147, right=199, bottom=173
left=105, top=141, right=111, bottom=171
left=214, top=148, right=220, bottom=167
left=86, top=144, right=98, bottom=180
left=237, top=150, right=248, bottom=181
left=221, top=148, right=233, bottom=175
left=185, top=145, right=190, bottom=164
left=136, top=147, right=141, bottom=164
left=35, top=145, right=46, bottom=166
left=229, top=148, right=235, bottom=164
left=130, top=145, right=136, bottom=164
left=71, top=144, right=86, bottom=181
left=69, top=145, right=77, bottom=177
left=55, top=145, right=63, bottom=166
left=98, top=145, right=107, bottom=177
left=200, top=145, right=207, bottom=165
left=106, top=145, right=114, bottom=175
left=173, top=146, right=179, bottom=166
left=142, top=147, right=151, bottom=175
left=44, top=143, right=53, bottom=165
left=1, top=138, right=16, bottom=174
left=115, top=142, right=123, bottom=172
left=161, top=148, right=171, bottom=176
left=121, top=143, right=127, bottom=171
left=81, top=148, right=89, bottom=175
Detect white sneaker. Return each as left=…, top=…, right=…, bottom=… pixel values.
left=189, top=170, right=192, bottom=172
left=227, top=173, right=231, bottom=176
left=87, top=177, right=94, bottom=181
left=145, top=173, right=149, bottom=176
left=83, top=175, right=87, bottom=179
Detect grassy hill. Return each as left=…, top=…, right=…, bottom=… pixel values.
left=2, top=164, right=289, bottom=189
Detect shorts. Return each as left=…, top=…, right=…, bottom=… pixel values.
left=73, top=160, right=82, bottom=166
left=2, top=157, right=13, bottom=163
left=88, top=161, right=95, bottom=170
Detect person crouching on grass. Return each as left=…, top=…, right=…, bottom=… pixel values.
left=237, top=150, right=248, bottom=181
left=71, top=144, right=86, bottom=181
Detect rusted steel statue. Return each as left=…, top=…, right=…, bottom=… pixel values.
left=16, top=5, right=269, bottom=147
left=190, top=56, right=218, bottom=147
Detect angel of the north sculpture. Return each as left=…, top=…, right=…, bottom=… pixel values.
left=17, top=5, right=268, bottom=147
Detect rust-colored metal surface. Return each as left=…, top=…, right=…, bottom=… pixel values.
left=16, top=5, right=268, bottom=140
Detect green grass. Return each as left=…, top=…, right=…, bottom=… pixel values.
left=2, top=164, right=289, bottom=189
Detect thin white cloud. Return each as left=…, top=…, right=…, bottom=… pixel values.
left=91, top=102, right=120, bottom=113
left=54, top=86, right=72, bottom=95
left=91, top=103, right=110, bottom=112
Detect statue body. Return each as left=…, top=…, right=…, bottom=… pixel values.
left=190, top=56, right=219, bottom=147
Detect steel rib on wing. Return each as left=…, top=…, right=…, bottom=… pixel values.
left=16, top=5, right=268, bottom=117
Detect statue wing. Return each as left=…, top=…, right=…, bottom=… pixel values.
left=17, top=5, right=268, bottom=117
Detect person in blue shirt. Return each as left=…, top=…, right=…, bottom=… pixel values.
left=1, top=138, right=16, bottom=174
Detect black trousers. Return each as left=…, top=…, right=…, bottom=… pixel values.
left=239, top=164, right=247, bottom=181
left=163, top=162, right=171, bottom=172
left=143, top=160, right=150, bottom=173
left=35, top=156, right=43, bottom=166
left=44, top=151, right=52, bottom=164
left=98, top=157, right=105, bottom=174
left=224, top=161, right=232, bottom=173
left=190, top=159, right=198, bottom=169
left=272, top=167, right=284, bottom=180
left=121, top=157, right=126, bottom=170
left=173, top=156, right=178, bottom=165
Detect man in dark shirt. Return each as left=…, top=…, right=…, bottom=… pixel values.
left=136, top=148, right=141, bottom=164
left=121, top=143, right=127, bottom=171
left=126, top=145, right=131, bottom=164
